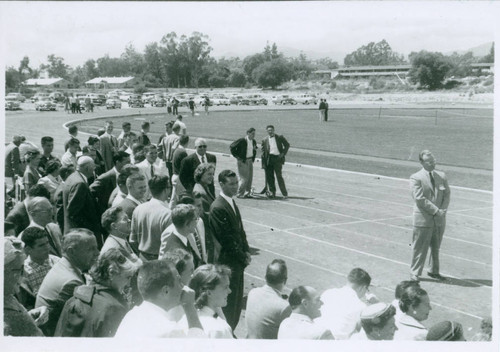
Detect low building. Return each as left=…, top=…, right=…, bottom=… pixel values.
left=23, top=78, right=72, bottom=89
left=85, top=76, right=137, bottom=89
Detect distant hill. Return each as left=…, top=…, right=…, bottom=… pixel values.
left=446, top=42, right=493, bottom=57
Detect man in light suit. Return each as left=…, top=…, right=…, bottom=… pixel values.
left=261, top=125, right=290, bottom=199
left=230, top=127, right=258, bottom=198
left=62, top=156, right=102, bottom=248
left=209, top=169, right=251, bottom=330
left=99, top=121, right=119, bottom=172
left=410, top=150, right=450, bottom=281
left=35, top=229, right=99, bottom=336
left=179, top=138, right=217, bottom=194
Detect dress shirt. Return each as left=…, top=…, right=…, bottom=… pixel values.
left=219, top=191, right=236, bottom=214
left=316, top=285, right=367, bottom=340
left=278, top=313, right=333, bottom=340
left=111, top=189, right=127, bottom=207
left=196, top=152, right=207, bottom=164
left=246, top=137, right=254, bottom=158
left=115, top=301, right=204, bottom=338
left=101, top=235, right=141, bottom=264
left=37, top=174, right=62, bottom=197
left=268, top=136, right=280, bottom=155
left=23, top=255, right=60, bottom=295
left=394, top=313, right=428, bottom=341
left=195, top=218, right=207, bottom=262
left=179, top=306, right=233, bottom=339
left=61, top=151, right=77, bottom=168
left=125, top=194, right=143, bottom=207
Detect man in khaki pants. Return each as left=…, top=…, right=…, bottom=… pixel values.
left=409, top=150, right=450, bottom=282
left=230, top=128, right=257, bottom=198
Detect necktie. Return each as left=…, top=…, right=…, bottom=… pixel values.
left=44, top=227, right=59, bottom=256
left=213, top=313, right=219, bottom=318
left=150, top=164, right=155, bottom=177
left=193, top=230, right=204, bottom=261
left=201, top=155, right=206, bottom=163
left=429, top=172, right=435, bottom=190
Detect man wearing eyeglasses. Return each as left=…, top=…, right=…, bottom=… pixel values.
left=179, top=138, right=217, bottom=194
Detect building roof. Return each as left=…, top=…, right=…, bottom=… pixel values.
left=85, top=76, right=135, bottom=84
left=340, top=65, right=412, bottom=71
left=24, top=78, right=65, bottom=86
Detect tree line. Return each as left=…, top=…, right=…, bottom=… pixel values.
left=5, top=33, right=494, bottom=92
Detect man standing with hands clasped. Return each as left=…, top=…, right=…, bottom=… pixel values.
left=409, top=150, right=450, bottom=282
left=230, top=127, right=257, bottom=199
left=261, top=125, right=290, bottom=199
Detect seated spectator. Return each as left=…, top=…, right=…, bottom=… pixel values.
left=54, top=248, right=139, bottom=337
left=100, top=206, right=142, bottom=264
left=115, top=260, right=204, bottom=338
left=394, top=286, right=431, bottom=341
left=23, top=148, right=42, bottom=194
left=193, top=163, right=216, bottom=214
left=181, top=264, right=233, bottom=338
left=4, top=237, right=47, bottom=336
left=37, top=159, right=62, bottom=199
left=19, top=227, right=60, bottom=309
left=391, top=280, right=420, bottom=319
left=317, top=267, right=375, bottom=339
left=35, top=229, right=100, bottom=336
left=246, top=259, right=292, bottom=339
left=278, top=285, right=333, bottom=340
left=426, top=321, right=466, bottom=341
left=158, top=204, right=199, bottom=266
left=470, top=316, right=492, bottom=341
left=350, top=303, right=397, bottom=340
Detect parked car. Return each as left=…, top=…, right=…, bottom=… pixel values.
left=35, top=99, right=57, bottom=111
left=142, top=92, right=156, bottom=104
left=211, top=94, right=230, bottom=106
left=5, top=96, right=21, bottom=110
left=86, top=93, right=106, bottom=106
left=272, top=95, right=297, bottom=105
left=6, top=92, right=26, bottom=102
left=106, top=97, right=122, bottom=109
left=49, top=91, right=65, bottom=103
left=128, top=94, right=144, bottom=108
left=31, top=92, right=50, bottom=103
left=151, top=95, right=167, bottom=107
left=119, top=92, right=132, bottom=102
left=294, top=94, right=317, bottom=105
left=107, top=90, right=127, bottom=99
left=229, top=95, right=243, bottom=105
left=247, top=94, right=268, bottom=105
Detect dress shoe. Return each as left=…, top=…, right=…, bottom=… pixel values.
left=283, top=195, right=288, bottom=199
left=267, top=193, right=275, bottom=199
left=410, top=275, right=420, bottom=282
left=427, top=272, right=446, bottom=280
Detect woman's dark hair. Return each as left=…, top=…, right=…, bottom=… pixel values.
left=194, top=163, right=215, bottom=183
left=45, top=159, right=62, bottom=175
left=188, top=264, right=231, bottom=309
left=89, top=248, right=133, bottom=286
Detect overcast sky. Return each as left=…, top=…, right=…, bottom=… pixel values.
left=1, top=1, right=497, bottom=69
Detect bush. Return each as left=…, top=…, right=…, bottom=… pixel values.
left=483, top=77, right=494, bottom=86
left=134, top=86, right=147, bottom=94
left=443, top=80, right=462, bottom=89
left=330, top=81, right=337, bottom=90
left=369, top=77, right=386, bottom=90
left=469, top=78, right=481, bottom=85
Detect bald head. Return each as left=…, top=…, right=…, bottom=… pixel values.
left=27, top=197, right=53, bottom=227
left=62, top=229, right=99, bottom=271
left=194, top=138, right=208, bottom=156
left=77, top=156, right=96, bottom=178
left=265, top=259, right=288, bottom=287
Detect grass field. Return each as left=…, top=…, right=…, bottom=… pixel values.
left=78, top=107, right=493, bottom=190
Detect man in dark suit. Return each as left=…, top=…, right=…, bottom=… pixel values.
left=209, top=169, right=251, bottom=330
left=90, top=151, right=131, bottom=216
left=179, top=138, right=216, bottom=194
left=99, top=121, right=119, bottom=172
left=5, top=135, right=23, bottom=190
left=410, top=150, right=451, bottom=282
left=62, top=156, right=102, bottom=248
left=230, top=127, right=258, bottom=198
left=35, top=229, right=99, bottom=336
left=261, top=125, right=290, bottom=199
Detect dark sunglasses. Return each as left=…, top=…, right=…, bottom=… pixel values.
left=197, top=145, right=207, bottom=148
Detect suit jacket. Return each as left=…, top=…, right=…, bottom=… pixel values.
left=118, top=197, right=141, bottom=220
left=230, top=137, right=257, bottom=162
left=53, top=183, right=65, bottom=231
left=5, top=143, right=22, bottom=177
left=99, top=132, right=118, bottom=172
left=179, top=152, right=217, bottom=193
left=261, top=135, right=290, bottom=167
left=90, top=168, right=118, bottom=215
left=62, top=171, right=101, bottom=239
left=35, top=257, right=86, bottom=336
left=158, top=225, right=200, bottom=267
left=410, top=168, right=450, bottom=227
left=172, top=147, right=188, bottom=175
left=209, top=195, right=249, bottom=269
left=6, top=201, right=30, bottom=235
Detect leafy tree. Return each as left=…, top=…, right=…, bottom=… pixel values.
left=408, top=51, right=452, bottom=90
left=228, top=70, right=246, bottom=87
left=96, top=55, right=128, bottom=77
left=243, top=53, right=265, bottom=81
left=208, top=75, right=227, bottom=88
left=44, top=54, right=70, bottom=79
left=6, top=66, right=22, bottom=91
left=144, top=42, right=166, bottom=85
left=315, top=57, right=339, bottom=70
left=446, top=51, right=476, bottom=77
left=252, top=58, right=292, bottom=89
left=184, top=32, right=212, bottom=88
left=83, top=59, right=99, bottom=80
left=159, top=32, right=183, bottom=87
left=121, top=43, right=145, bottom=76
left=479, top=43, right=494, bottom=63
left=344, top=39, right=405, bottom=66
left=18, top=56, right=33, bottom=76
left=290, top=52, right=313, bottom=80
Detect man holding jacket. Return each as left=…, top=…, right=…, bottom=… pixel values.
left=230, top=128, right=257, bottom=198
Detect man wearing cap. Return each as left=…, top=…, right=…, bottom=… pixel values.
left=410, top=150, right=450, bottom=282
left=278, top=285, right=333, bottom=340
left=350, top=303, right=397, bottom=340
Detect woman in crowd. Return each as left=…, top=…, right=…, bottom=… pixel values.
left=23, top=149, right=42, bottom=194
left=54, top=248, right=139, bottom=337
left=393, top=286, right=431, bottom=340
left=192, top=163, right=216, bottom=214
left=426, top=321, right=466, bottom=341
left=185, top=264, right=233, bottom=338
left=37, top=159, right=62, bottom=199
left=351, top=303, right=397, bottom=340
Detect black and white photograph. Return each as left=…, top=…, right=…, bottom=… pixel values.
left=1, top=1, right=498, bottom=350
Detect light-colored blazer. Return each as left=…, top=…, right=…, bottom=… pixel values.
left=410, top=168, right=450, bottom=227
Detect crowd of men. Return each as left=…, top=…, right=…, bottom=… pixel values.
left=3, top=114, right=491, bottom=340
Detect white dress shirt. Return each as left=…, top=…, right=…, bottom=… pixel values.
left=394, top=313, right=428, bottom=341
left=278, top=313, right=333, bottom=340
left=268, top=136, right=280, bottom=155
left=179, top=306, right=233, bottom=339
left=246, top=137, right=254, bottom=158
left=219, top=191, right=236, bottom=214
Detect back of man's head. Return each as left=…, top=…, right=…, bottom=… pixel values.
left=149, top=175, right=170, bottom=198
left=27, top=196, right=51, bottom=214
left=137, top=260, right=176, bottom=301
left=27, top=184, right=51, bottom=200
left=62, top=228, right=95, bottom=266
left=179, top=135, right=189, bottom=146
left=172, top=124, right=181, bottom=134
left=265, top=259, right=287, bottom=286
left=288, top=286, right=310, bottom=310
left=347, top=267, right=371, bottom=287
left=113, top=151, right=130, bottom=165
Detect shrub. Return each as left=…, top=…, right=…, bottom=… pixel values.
left=330, top=81, right=337, bottom=90
left=443, top=80, right=462, bottom=89
left=483, top=77, right=494, bottom=86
